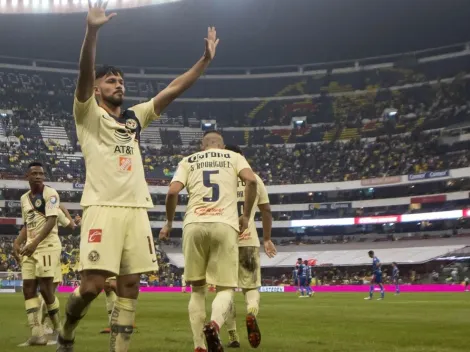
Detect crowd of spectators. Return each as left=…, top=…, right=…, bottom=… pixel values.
left=0, top=235, right=181, bottom=287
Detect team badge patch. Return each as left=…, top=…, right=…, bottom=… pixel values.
left=35, top=199, right=42, bottom=208
left=50, top=196, right=57, bottom=204
left=125, top=119, right=137, bottom=131
left=88, top=250, right=100, bottom=263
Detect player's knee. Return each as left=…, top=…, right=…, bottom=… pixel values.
left=22, top=280, right=37, bottom=300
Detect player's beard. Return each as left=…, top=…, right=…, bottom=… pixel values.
left=103, top=93, right=124, bottom=108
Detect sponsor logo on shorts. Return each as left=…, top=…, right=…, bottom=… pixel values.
left=88, top=250, right=100, bottom=263
left=88, top=229, right=102, bottom=243
left=239, top=231, right=252, bottom=241
left=194, top=207, right=224, bottom=216
left=119, top=157, right=132, bottom=171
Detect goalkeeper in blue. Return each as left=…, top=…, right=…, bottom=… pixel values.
left=392, top=262, right=400, bottom=295
left=365, top=250, right=385, bottom=300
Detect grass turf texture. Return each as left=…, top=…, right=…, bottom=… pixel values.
left=1, top=292, right=468, bottom=351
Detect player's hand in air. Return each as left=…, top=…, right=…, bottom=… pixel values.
left=159, top=222, right=172, bottom=241
left=239, top=215, right=249, bottom=234
left=204, top=26, right=220, bottom=61
left=87, top=0, right=117, bottom=29
left=20, top=240, right=39, bottom=257
left=263, top=240, right=277, bottom=258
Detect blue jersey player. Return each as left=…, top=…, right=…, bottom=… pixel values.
left=303, top=260, right=314, bottom=296
left=297, top=258, right=310, bottom=297
left=392, top=262, right=400, bottom=295
left=365, top=250, right=385, bottom=300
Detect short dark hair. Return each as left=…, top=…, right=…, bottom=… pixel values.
left=203, top=130, right=222, bottom=137
left=392, top=262, right=397, bottom=265
left=28, top=162, right=43, bottom=169
left=225, top=144, right=243, bottom=155
left=95, top=65, right=124, bottom=80
left=297, top=257, right=302, bottom=261
left=368, top=250, right=374, bottom=256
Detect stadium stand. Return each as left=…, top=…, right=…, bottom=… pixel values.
left=1, top=44, right=470, bottom=287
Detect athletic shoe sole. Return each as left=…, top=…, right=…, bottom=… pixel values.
left=203, top=323, right=224, bottom=352
left=246, top=313, right=261, bottom=348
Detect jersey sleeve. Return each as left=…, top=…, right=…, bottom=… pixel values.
left=44, top=188, right=60, bottom=217
left=235, top=154, right=252, bottom=175
left=171, top=160, right=189, bottom=187
left=57, top=208, right=71, bottom=228
left=73, top=95, right=101, bottom=131
left=128, top=99, right=160, bottom=129
left=257, top=176, right=269, bottom=205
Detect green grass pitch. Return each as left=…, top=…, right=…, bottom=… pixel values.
left=1, top=292, right=468, bottom=351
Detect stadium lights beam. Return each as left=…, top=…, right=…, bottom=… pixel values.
left=24, top=0, right=30, bottom=6
left=12, top=0, right=18, bottom=7
left=0, top=0, right=6, bottom=6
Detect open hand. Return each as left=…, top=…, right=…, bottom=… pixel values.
left=87, top=0, right=117, bottom=29
left=263, top=240, right=277, bottom=258
left=204, top=27, right=220, bottom=61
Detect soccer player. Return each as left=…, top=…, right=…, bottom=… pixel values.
left=14, top=206, right=80, bottom=335
left=297, top=258, right=309, bottom=298
left=159, top=131, right=258, bottom=352
left=303, top=260, right=314, bottom=297
left=365, top=250, right=385, bottom=300
left=57, top=3, right=219, bottom=351
left=464, top=277, right=469, bottom=292
left=223, top=144, right=277, bottom=349
left=392, top=262, right=400, bottom=295
left=18, top=162, right=62, bottom=346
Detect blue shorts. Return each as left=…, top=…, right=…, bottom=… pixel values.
left=299, top=277, right=307, bottom=286
left=373, top=272, right=383, bottom=284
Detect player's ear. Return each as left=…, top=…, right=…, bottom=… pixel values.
left=93, top=85, right=100, bottom=96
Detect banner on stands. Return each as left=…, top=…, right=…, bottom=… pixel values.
left=408, top=170, right=450, bottom=181
left=360, top=176, right=401, bottom=186
left=411, top=195, right=447, bottom=204
left=309, top=202, right=351, bottom=210
left=72, top=182, right=84, bottom=190
left=259, top=286, right=285, bottom=293
left=6, top=200, right=21, bottom=208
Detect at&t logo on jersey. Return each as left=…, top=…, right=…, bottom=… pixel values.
left=88, top=229, right=102, bottom=243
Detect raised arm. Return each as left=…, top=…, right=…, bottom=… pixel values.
left=76, top=1, right=116, bottom=102
left=153, top=27, right=220, bottom=116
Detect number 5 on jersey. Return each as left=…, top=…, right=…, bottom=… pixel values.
left=203, top=170, right=219, bottom=202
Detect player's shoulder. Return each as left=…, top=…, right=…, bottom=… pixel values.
left=20, top=191, right=31, bottom=202
left=43, top=185, right=60, bottom=197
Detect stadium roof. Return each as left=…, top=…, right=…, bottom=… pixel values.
left=0, top=0, right=469, bottom=68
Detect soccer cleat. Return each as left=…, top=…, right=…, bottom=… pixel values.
left=44, top=325, right=54, bottom=335
left=245, top=313, right=261, bottom=348
left=100, top=327, right=111, bottom=334
left=364, top=297, right=372, bottom=300
left=227, top=341, right=240, bottom=348
left=227, top=329, right=240, bottom=348
left=377, top=298, right=384, bottom=301
left=195, top=348, right=207, bottom=352
left=20, top=335, right=49, bottom=346
left=203, top=321, right=224, bottom=352
left=56, top=335, right=74, bottom=352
